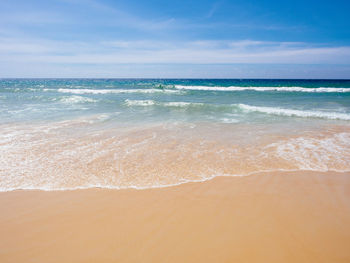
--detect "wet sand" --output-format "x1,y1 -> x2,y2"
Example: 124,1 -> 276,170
1,171 -> 350,263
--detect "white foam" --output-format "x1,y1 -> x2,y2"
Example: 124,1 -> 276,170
219,118 -> 240,123
0,173 -> 231,192
59,95 -> 97,104
266,133 -> 350,172
45,88 -> 181,94
174,85 -> 350,93
125,99 -> 155,106
125,100 -> 206,108
237,104 -> 350,120
124,100 -> 350,120
163,102 -> 204,107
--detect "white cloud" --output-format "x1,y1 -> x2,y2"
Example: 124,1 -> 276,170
1,38 -> 350,65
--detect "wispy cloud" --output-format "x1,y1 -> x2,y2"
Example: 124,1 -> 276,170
1,37 -> 350,65
0,0 -> 349,77
206,1 -> 222,18
80,0 -> 176,31
0,0 -> 177,35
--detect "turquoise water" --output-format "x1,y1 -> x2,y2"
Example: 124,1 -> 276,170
1,79 -> 350,125
1,79 -> 350,191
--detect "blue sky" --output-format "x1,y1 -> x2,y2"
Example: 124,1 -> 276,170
1,0 -> 350,78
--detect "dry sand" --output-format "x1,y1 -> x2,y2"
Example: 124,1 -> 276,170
1,171 -> 350,263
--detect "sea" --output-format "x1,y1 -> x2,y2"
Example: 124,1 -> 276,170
1,79 -> 349,191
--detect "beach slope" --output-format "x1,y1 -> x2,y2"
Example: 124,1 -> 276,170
1,171 -> 350,263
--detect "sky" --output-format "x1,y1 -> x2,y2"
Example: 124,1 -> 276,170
0,0 -> 350,78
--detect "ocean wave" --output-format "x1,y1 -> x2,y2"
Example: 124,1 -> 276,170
163,101 -> 205,107
59,95 -> 97,104
124,100 -> 207,108
124,99 -> 350,120
125,99 -> 156,106
45,88 -> 182,94
237,104 -> 350,120
173,85 -> 350,93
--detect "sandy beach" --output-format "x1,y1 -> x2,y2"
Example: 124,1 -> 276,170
1,171 -> 350,263
2,0 -> 350,261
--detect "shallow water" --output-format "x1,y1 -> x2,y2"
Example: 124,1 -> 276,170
1,79 -> 349,191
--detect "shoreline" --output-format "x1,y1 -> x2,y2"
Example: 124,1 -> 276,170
1,171 -> 350,262
1,169 -> 350,193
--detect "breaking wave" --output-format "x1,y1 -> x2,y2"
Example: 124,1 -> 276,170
124,100 -> 350,121
238,104 -> 350,120
49,88 -> 182,94
125,99 -> 156,106
59,95 -> 97,104
173,85 -> 350,93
